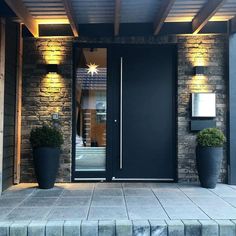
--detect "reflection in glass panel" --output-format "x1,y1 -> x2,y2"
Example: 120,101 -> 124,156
75,48 -> 107,171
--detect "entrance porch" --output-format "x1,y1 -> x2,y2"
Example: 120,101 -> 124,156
1,183 -> 236,220
1,183 -> 236,235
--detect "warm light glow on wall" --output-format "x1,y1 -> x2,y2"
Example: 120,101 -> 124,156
42,45 -> 66,65
194,58 -> 206,67
41,73 -> 64,116
42,73 -> 63,90
190,75 -> 210,93
183,38 -> 212,93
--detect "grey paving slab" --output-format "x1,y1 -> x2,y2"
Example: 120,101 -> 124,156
63,183 -> 95,190
116,220 -> 133,236
0,198 -> 25,208
91,196 -> 125,207
4,207 -> 51,220
56,197 -> 90,207
166,220 -> 184,236
88,207 -> 128,220
154,183 -> 179,189
210,185 -> 236,197
182,220 -> 201,236
127,206 -> 169,220
215,220 -> 235,236
28,221 -> 47,236
164,206 -> 209,220
95,183 -> 122,189
222,197 -> 236,207
199,220 -> 219,236
0,208 -> 13,219
1,188 -> 35,197
179,187 -> 216,197
201,207 -> 236,219
0,221 -> 12,236
63,220 -> 81,236
99,220 -> 115,236
125,196 -> 161,207
81,220 -> 98,236
158,198 -> 194,207
32,189 -> 63,197
124,188 -> 154,197
93,189 -> 123,197
10,221 -> 30,236
62,190 -> 93,197
153,192 -> 187,198
19,197 -> 57,207
122,183 -> 153,188
189,197 -> 231,207
46,221 -> 64,236
149,220 -> 167,236
133,220 -> 150,236
47,207 -> 88,220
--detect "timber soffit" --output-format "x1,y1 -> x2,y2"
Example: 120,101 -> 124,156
3,0 -> 236,37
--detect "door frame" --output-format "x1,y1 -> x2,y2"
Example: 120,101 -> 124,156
71,43 -> 178,182
72,43 -> 113,181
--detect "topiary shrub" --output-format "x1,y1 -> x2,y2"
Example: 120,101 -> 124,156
30,125 -> 64,149
196,128 -> 226,147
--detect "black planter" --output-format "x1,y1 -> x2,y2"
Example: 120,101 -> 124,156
33,147 -> 60,189
196,146 -> 223,189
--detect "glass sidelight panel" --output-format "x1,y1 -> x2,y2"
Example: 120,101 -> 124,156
75,48 -> 107,171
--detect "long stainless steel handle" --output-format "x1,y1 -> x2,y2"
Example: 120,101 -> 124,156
120,57 -> 123,169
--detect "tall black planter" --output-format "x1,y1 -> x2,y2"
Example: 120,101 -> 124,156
196,146 -> 223,189
33,147 -> 60,189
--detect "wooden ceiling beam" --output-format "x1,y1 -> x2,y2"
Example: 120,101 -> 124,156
153,0 -> 175,35
4,0 -> 38,37
192,0 -> 227,34
62,0 -> 79,37
114,0 -> 121,36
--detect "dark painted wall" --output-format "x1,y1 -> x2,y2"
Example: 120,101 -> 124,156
3,19 -> 18,190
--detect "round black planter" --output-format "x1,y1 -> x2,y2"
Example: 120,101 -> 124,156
33,147 -> 60,189
196,146 -> 223,189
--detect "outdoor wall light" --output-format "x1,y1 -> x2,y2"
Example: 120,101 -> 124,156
194,66 -> 206,76
46,64 -> 59,74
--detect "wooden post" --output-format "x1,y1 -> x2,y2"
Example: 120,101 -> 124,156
14,23 -> 23,184
0,18 -> 6,194
228,33 -> 236,184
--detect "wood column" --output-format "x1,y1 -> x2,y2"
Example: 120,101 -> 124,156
14,23 -> 23,184
0,18 -> 6,194
228,33 -> 236,184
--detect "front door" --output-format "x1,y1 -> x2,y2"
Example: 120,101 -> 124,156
111,46 -> 176,180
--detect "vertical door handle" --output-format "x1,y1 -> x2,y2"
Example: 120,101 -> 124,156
120,57 -> 123,169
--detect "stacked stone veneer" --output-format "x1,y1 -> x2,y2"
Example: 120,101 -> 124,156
21,38 -> 73,182
21,35 -> 227,183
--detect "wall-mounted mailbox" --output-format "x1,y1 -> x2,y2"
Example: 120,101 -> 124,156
191,93 -> 216,118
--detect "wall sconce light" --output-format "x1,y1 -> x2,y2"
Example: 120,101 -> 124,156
194,66 -> 206,76
46,64 -> 58,74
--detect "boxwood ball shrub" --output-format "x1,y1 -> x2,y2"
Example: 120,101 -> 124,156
197,128 -> 226,147
30,125 -> 64,149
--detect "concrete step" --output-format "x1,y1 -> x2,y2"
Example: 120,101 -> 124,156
0,219 -> 235,236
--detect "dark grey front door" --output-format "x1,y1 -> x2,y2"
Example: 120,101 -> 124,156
111,46 -> 176,180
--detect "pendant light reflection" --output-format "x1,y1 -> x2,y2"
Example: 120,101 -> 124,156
87,62 -> 99,76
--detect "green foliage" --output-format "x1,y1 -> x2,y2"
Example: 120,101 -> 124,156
197,128 -> 226,147
30,125 -> 63,149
